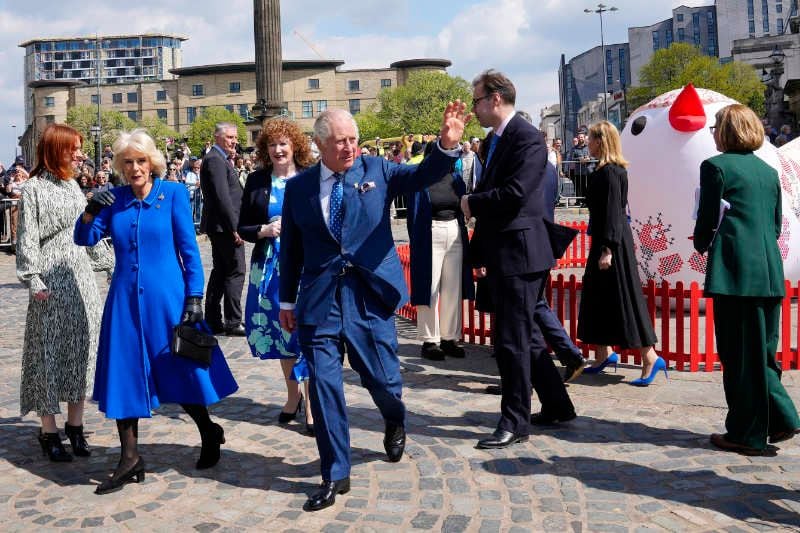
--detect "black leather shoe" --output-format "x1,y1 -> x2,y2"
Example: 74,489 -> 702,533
95,457 -> 146,495
530,411 -> 577,426
440,339 -> 465,358
304,478 -> 351,512
37,431 -> 73,462
484,384 -> 502,395
224,324 -> 246,336
476,429 -> 529,449
562,356 -> 587,384
208,323 -> 225,335
384,422 -> 406,462
64,423 -> 91,457
421,342 -> 445,361
196,423 -> 225,469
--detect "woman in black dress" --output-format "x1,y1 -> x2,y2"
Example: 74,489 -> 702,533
577,121 -> 666,386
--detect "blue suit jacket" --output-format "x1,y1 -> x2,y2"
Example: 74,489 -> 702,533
279,150 -> 456,326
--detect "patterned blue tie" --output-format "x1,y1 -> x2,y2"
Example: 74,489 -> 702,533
485,134 -> 499,167
329,172 -> 344,241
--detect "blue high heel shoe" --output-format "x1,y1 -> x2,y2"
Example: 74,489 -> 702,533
629,356 -> 668,387
582,352 -> 619,374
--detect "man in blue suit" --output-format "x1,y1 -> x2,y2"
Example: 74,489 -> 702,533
462,70 -> 576,449
279,105 -> 468,511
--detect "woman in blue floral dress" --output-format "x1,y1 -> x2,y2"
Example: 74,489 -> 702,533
239,119 -> 315,433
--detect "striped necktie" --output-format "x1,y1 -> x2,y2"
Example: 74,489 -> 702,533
329,172 -> 344,241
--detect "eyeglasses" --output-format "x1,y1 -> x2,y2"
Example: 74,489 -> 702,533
472,93 -> 494,107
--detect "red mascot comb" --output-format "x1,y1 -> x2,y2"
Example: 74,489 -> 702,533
669,83 -> 706,132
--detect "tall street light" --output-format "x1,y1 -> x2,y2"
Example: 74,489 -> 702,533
94,34 -> 102,169
585,3 -> 618,120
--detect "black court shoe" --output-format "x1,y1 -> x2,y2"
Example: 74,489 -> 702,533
278,394 -> 303,424
95,457 -> 146,495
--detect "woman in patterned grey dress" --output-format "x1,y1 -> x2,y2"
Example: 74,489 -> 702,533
16,124 -> 110,461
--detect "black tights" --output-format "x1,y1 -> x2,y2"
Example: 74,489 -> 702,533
112,404 -> 212,474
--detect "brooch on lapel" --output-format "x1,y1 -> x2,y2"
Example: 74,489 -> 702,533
157,193 -> 165,201
358,181 -> 376,193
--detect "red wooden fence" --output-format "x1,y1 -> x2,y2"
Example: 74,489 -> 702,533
396,221 -> 800,372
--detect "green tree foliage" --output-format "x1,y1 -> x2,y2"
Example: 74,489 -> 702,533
184,107 -> 248,155
138,116 -> 181,155
66,105 -> 136,160
628,43 -> 765,116
360,71 -> 484,141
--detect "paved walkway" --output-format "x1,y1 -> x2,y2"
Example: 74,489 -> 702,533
0,239 -> 799,532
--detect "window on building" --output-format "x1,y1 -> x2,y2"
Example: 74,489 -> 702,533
606,48 -> 613,85
666,27 -> 674,47
349,99 -> 361,115
749,19 -> 756,34
127,111 -> 138,121
693,13 -> 701,44
91,94 -> 101,105
618,48 -> 626,85
127,92 -> 137,103
380,79 -> 392,88
157,109 -> 167,121
187,107 -> 197,123
44,96 -> 55,107
308,78 -> 320,90
301,101 -> 313,118
238,104 -> 249,119
778,17 -> 785,33
156,90 -> 167,101
747,0 -> 755,17
348,80 -> 360,92
225,104 -> 234,113
229,81 -> 240,93
112,93 -> 122,104
45,115 -> 55,124
676,13 -> 684,22
777,3 -> 783,13
763,0 -> 771,32
192,84 -> 204,96
316,100 -> 328,113
652,30 -> 660,50
678,27 -> 685,41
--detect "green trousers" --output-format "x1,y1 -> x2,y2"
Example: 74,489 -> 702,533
713,295 -> 800,450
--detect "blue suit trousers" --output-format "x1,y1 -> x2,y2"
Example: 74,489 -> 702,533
298,272 -> 406,481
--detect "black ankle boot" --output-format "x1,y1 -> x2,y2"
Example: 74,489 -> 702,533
64,423 -> 91,457
196,423 -> 225,469
37,431 -> 73,462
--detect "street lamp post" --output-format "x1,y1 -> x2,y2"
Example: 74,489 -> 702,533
94,34 -> 102,169
11,124 -> 17,159
585,3 -> 618,121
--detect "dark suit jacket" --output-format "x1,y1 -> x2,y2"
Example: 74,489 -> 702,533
279,150 -> 455,326
693,151 -> 784,297
237,168 -> 273,264
200,146 -> 242,234
467,113 -> 555,276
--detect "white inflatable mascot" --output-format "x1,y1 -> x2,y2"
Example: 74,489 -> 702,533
621,83 -> 800,285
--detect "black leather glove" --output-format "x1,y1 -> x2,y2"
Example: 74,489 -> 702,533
85,190 -> 116,216
181,296 -> 203,324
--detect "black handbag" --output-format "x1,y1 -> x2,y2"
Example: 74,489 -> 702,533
171,324 -> 218,365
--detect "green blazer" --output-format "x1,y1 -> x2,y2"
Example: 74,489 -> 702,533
693,151 -> 784,297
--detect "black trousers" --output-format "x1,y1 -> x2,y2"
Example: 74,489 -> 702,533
205,232 -> 246,328
489,270 -> 575,435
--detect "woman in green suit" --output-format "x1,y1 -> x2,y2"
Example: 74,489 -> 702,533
694,104 -> 800,456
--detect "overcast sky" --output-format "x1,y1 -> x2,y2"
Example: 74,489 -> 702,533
0,0 -> 713,165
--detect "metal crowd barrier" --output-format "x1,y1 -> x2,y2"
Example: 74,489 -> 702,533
0,198 -> 19,249
557,158 -> 597,207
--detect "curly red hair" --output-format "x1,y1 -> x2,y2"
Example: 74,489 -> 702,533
255,118 -> 314,171
30,124 -> 83,180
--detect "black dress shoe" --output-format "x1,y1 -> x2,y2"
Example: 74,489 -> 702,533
484,384 -> 502,395
95,457 -> 146,495
384,422 -> 405,462
562,356 -> 587,384
476,429 -> 529,449
440,339 -> 465,358
208,323 -> 225,335
421,342 -> 445,361
530,411 -> 577,426
304,478 -> 351,512
224,324 -> 246,336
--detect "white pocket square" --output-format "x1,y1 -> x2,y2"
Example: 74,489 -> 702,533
358,181 -> 377,193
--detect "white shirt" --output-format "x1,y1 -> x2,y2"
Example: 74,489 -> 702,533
493,108 -> 516,138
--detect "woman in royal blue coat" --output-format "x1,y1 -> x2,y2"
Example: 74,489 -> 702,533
74,130 -> 237,495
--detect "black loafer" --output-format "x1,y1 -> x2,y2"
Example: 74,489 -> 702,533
304,478 -> 351,512
421,342 -> 445,361
476,429 -> 529,449
530,411 -> 577,426
561,355 -> 587,383
384,422 -> 406,462
224,324 -> 246,337
440,339 -> 465,358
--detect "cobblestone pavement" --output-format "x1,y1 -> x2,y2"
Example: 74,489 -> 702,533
1,237 -> 799,532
